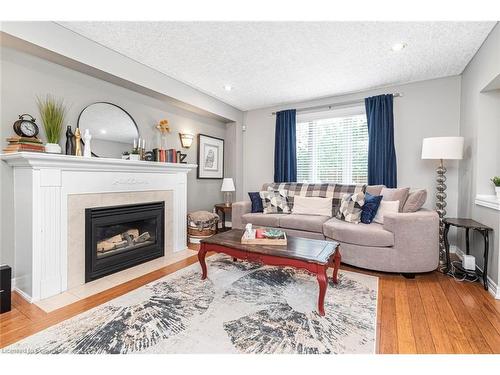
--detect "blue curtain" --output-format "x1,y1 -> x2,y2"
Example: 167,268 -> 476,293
365,94 -> 397,188
274,109 -> 297,183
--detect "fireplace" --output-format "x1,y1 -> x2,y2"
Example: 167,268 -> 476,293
85,201 -> 165,282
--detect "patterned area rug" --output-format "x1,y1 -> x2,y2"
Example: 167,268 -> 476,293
3,254 -> 378,354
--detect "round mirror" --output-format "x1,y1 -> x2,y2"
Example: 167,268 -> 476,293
77,102 -> 139,158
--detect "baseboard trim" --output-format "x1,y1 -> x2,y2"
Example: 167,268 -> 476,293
11,278 -> 34,303
451,245 -> 499,299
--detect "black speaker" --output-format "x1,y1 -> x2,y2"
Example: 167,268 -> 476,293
0,265 -> 12,313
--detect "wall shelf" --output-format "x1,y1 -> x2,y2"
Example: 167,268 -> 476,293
475,194 -> 500,211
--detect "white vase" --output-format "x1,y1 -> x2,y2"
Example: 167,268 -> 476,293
45,143 -> 61,154
496,186 -> 500,200
129,154 -> 140,161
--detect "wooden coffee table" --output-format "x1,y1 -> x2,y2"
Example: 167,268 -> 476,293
199,229 -> 341,316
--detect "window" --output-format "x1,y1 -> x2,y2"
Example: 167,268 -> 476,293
296,106 -> 368,184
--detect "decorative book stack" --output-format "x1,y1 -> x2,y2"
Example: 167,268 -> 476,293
3,136 -> 45,153
153,148 -> 185,163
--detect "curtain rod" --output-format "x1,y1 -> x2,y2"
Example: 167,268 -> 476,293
271,92 -> 403,116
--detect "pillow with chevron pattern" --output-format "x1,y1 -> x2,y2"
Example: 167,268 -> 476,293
259,189 -> 290,214
336,192 -> 365,224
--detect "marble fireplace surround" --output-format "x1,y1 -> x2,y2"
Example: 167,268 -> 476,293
67,190 -> 174,290
1,152 -> 197,306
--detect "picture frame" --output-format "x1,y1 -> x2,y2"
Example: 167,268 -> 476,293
197,134 -> 224,179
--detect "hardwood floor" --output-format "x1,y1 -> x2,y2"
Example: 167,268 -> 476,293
1,246 -> 499,354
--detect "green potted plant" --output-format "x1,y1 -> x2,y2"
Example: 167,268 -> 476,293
491,176 -> 500,199
130,147 -> 140,161
37,95 -> 66,154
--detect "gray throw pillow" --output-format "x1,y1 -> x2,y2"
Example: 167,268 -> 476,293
403,189 -> 427,212
259,189 -> 290,214
336,192 -> 365,224
366,185 -> 385,196
381,187 -> 410,212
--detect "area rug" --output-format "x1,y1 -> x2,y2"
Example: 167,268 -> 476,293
3,254 -> 378,354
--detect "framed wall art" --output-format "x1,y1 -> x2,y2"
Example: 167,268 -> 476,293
197,134 -> 224,179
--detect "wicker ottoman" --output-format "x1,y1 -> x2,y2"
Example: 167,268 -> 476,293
187,211 -> 219,244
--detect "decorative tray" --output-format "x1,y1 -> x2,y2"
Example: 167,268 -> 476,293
241,226 -> 287,245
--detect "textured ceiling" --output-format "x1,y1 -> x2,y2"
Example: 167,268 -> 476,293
58,22 -> 496,111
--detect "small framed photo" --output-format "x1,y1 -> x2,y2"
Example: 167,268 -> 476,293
197,134 -> 224,179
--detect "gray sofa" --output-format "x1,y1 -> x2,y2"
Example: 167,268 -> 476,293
232,183 -> 439,274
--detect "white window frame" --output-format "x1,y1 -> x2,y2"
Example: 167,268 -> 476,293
296,105 -> 368,184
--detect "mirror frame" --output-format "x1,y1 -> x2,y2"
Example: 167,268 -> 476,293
77,102 -> 140,158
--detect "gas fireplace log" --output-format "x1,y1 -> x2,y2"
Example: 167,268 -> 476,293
133,232 -> 151,244
97,239 -> 128,253
96,229 -> 152,253
97,228 -> 142,253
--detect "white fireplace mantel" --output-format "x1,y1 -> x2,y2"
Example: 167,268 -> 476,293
1,152 -> 197,302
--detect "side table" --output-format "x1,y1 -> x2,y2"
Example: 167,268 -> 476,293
214,203 -> 232,232
443,218 -> 493,290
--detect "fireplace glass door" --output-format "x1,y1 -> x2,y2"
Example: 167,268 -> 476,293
85,201 -> 165,282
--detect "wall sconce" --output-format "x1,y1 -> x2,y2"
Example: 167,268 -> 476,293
179,133 -> 194,148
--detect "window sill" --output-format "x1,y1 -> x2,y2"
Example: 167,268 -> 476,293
475,195 -> 500,211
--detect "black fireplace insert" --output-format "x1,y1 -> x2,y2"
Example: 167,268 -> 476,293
85,201 -> 165,282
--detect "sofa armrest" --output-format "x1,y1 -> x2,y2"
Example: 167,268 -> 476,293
383,209 -> 439,264
232,201 -> 252,229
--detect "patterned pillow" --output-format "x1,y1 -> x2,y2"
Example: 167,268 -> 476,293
336,192 -> 365,224
259,189 -> 290,214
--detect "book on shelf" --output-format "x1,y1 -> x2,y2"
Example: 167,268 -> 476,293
6,136 -> 43,144
3,144 -> 45,153
151,148 -> 181,163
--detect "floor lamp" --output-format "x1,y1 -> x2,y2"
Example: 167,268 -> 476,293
421,137 -> 464,262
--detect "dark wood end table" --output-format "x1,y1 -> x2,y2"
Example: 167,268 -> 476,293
199,229 -> 341,316
214,203 -> 232,232
443,218 -> 493,290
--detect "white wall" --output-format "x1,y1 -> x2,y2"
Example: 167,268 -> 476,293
459,23 -> 500,290
243,76 -> 462,215
0,46 -> 231,268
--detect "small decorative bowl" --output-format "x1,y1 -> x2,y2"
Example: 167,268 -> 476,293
264,229 -> 284,239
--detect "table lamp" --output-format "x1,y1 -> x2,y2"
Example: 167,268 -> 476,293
221,178 -> 235,206
421,136 -> 464,259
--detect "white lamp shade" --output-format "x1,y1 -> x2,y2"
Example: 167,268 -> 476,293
221,178 -> 235,192
421,137 -> 464,160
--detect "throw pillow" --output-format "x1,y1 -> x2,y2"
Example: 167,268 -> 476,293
336,192 -> 365,224
403,189 -> 427,212
259,189 -> 290,214
365,185 -> 385,196
361,192 -> 383,224
373,200 -> 399,224
292,196 -> 333,217
248,192 -> 264,213
380,187 -> 410,212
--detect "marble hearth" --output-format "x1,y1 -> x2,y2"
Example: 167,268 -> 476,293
1,152 -> 197,306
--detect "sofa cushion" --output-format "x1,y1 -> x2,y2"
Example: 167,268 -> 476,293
292,196 -> 333,217
241,213 -> 282,227
366,185 -> 385,196
336,192 -> 365,224
259,189 -> 290,214
248,192 -> 264,213
323,217 -> 394,247
381,187 -> 410,211
403,189 -> 427,212
361,192 -> 383,224
279,214 -> 330,233
374,200 -> 400,224
263,182 -> 365,214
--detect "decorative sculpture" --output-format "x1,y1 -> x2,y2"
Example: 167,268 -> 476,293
65,125 -> 75,155
83,129 -> 92,158
74,127 -> 82,156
